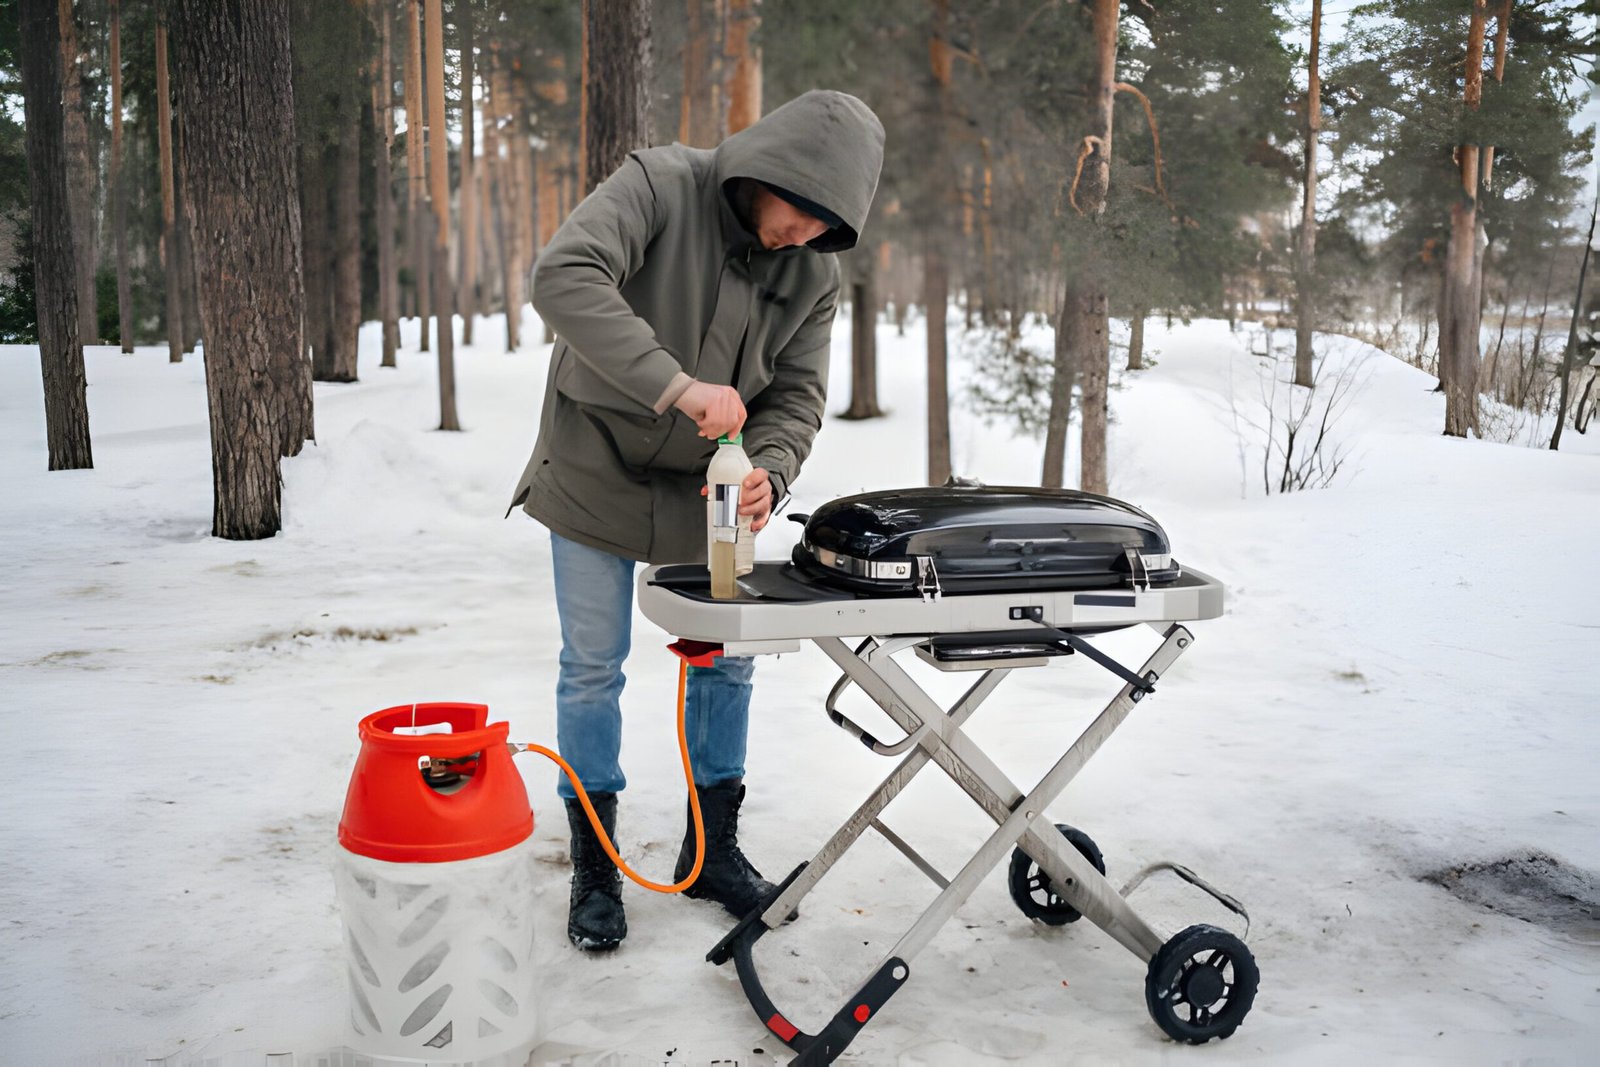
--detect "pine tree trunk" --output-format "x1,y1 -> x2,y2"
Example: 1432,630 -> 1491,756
459,4 -> 477,346
486,53 -> 520,351
174,119 -> 203,352
582,0 -> 652,194
1074,0 -> 1117,496
514,97 -> 537,280
404,0 -> 430,350
1041,282 -> 1073,488
1128,304 -> 1146,370
1293,0 -> 1321,387
679,0 -> 723,146
20,0 -> 92,470
1075,283 -> 1111,493
169,0 -> 309,538
725,0 -> 760,134
479,121 -> 501,313
374,0 -> 398,367
425,0 -> 459,429
925,0 -> 955,485
1440,1 -> 1489,438
925,248 -> 951,486
111,0 -> 132,353
843,252 -> 883,420
537,142 -> 559,248
329,94 -> 362,382
300,139 -> 333,376
1551,187 -> 1597,450
58,0 -> 97,342
156,22 -> 183,361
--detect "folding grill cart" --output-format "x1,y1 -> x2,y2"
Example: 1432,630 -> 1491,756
638,550 -> 1259,1063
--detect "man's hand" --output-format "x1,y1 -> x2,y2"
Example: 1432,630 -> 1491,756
674,380 -> 747,439
700,467 -> 776,532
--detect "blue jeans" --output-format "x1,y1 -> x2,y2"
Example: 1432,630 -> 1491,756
549,531 -> 755,800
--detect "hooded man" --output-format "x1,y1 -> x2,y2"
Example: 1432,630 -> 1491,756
509,90 -> 885,951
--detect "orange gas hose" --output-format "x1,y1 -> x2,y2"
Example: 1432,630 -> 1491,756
512,658 -> 704,894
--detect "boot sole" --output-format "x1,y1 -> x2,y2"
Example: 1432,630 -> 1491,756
569,929 -> 624,952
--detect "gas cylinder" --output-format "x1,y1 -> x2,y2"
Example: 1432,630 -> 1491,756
335,702 -> 539,1062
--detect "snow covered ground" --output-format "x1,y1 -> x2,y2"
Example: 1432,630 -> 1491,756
2,307 -> 1597,1066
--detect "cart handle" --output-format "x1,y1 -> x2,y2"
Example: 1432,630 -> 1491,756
823,638 -> 925,756
708,863 -> 909,1064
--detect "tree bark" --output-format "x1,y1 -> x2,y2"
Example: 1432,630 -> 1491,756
679,0 -> 723,147
1440,0 -> 1489,437
170,0 -> 309,538
843,251 -> 883,420
20,0 -> 92,470
374,0 -> 398,367
514,96 -> 537,280
725,0 -> 760,134
925,248 -> 951,485
1074,281 -> 1111,492
1075,0 -> 1118,495
1041,282 -> 1073,488
174,119 -> 203,352
58,0 -> 97,342
537,141 -> 559,248
582,0 -> 652,195
487,49 -> 520,351
459,3 -> 477,345
1293,0 -> 1321,387
1483,1 -> 1512,190
925,0 -> 955,485
404,0 -> 430,350
156,22 -> 183,361
424,0 -> 459,429
328,91 -> 362,382
1128,304 -> 1146,370
111,0 -> 132,352
1551,186 -> 1597,450
299,139 -> 333,375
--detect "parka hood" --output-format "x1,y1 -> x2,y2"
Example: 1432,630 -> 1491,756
714,90 -> 885,253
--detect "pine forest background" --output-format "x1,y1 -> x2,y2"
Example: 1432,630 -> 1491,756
4,0 -> 1599,539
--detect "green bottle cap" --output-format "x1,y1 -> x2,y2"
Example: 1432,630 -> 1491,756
718,433 -> 743,445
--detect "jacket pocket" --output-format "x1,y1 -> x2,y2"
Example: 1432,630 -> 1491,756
647,412 -> 717,474
576,404 -> 672,472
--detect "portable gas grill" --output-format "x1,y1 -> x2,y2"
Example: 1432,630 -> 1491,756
638,487 -> 1258,1063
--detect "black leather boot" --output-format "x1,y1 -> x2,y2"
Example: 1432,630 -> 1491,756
674,778 -> 790,920
565,793 -> 626,951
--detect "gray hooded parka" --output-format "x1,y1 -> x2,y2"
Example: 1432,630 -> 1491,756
509,90 -> 885,563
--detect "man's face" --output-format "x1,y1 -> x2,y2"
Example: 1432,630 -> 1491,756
751,184 -> 831,250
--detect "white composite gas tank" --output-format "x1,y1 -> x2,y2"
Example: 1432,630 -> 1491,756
335,702 -> 540,1063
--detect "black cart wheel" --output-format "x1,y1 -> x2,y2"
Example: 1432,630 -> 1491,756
1007,824 -> 1105,926
1144,924 -> 1258,1044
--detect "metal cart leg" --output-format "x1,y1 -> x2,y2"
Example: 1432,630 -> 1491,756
710,625 -> 1198,1062
817,624 -> 1196,959
754,665 -> 1011,928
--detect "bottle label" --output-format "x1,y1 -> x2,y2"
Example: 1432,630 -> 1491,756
712,483 -> 742,528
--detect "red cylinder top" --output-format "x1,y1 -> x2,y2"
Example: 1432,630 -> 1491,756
338,702 -> 534,863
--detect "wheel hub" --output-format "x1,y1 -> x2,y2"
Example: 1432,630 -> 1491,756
1181,959 -> 1225,1007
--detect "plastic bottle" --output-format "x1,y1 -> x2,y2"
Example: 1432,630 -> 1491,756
706,433 -> 755,599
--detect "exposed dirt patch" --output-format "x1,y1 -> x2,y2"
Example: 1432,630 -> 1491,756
242,625 -> 420,653
1422,851 -> 1600,943
17,648 -> 122,670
